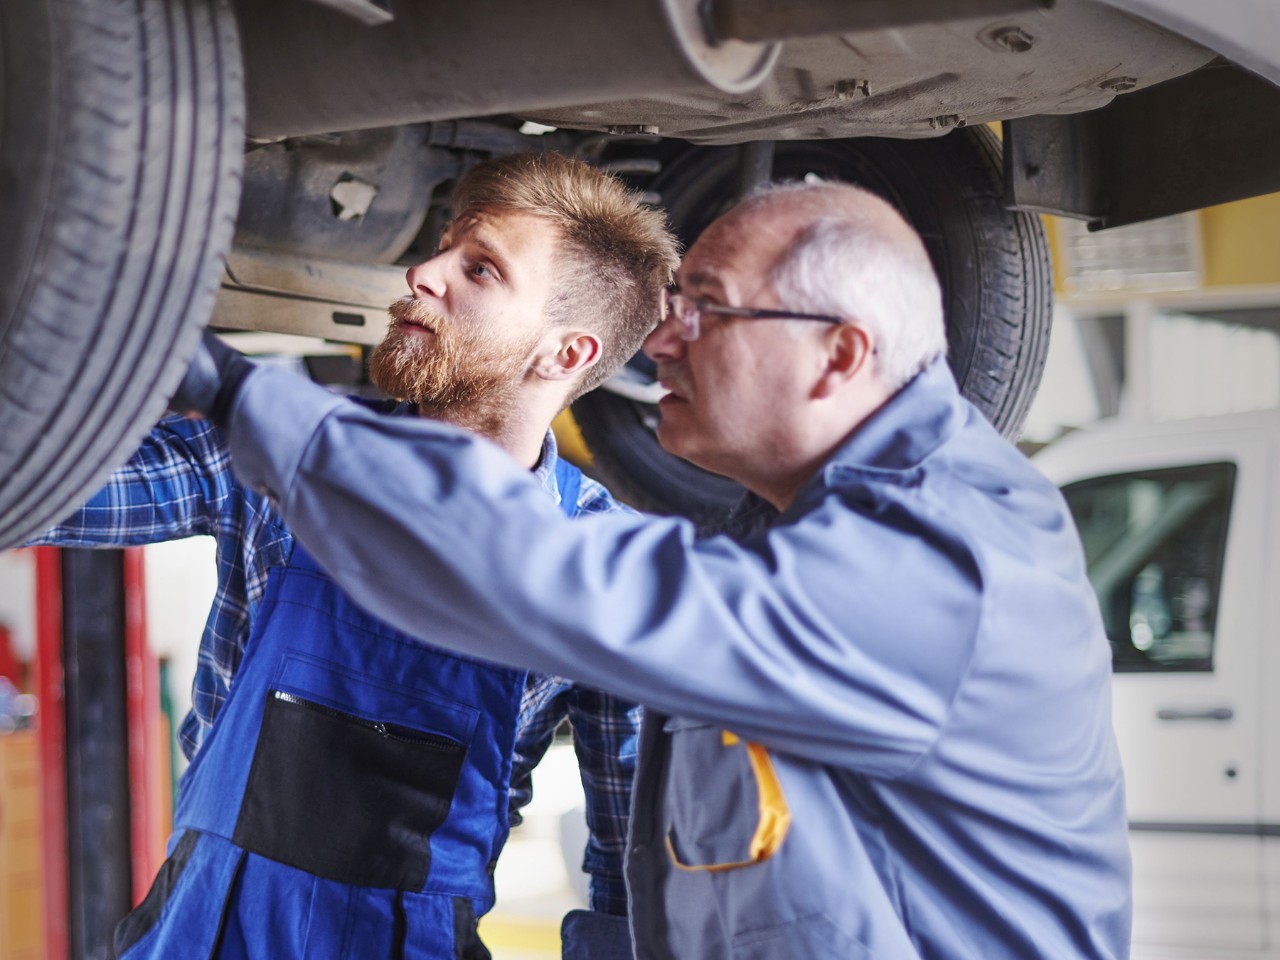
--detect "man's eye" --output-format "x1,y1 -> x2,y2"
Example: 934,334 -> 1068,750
470,261 -> 494,280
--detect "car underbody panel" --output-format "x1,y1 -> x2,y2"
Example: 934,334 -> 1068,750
524,1 -> 1215,143
241,0 -> 1214,144
230,0 -> 1280,229
1097,0 -> 1280,87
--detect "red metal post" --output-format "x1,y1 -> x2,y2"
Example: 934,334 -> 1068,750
32,546 -> 68,960
122,547 -> 163,905
0,623 -> 18,685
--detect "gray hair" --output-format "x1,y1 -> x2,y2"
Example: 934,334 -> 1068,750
763,184 -> 947,390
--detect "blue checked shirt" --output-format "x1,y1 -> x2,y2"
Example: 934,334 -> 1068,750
31,409 -> 640,914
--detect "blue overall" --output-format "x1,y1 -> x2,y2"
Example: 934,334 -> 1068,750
112,462 -> 583,959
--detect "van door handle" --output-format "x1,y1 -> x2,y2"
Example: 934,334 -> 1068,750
1156,707 -> 1234,721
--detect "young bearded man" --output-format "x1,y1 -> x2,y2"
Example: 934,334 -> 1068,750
180,180 -> 1132,959
31,152 -> 679,960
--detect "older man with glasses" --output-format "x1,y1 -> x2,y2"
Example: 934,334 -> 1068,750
172,178 -> 1132,959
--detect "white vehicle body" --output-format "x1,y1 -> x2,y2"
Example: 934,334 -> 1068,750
1035,410 -> 1280,958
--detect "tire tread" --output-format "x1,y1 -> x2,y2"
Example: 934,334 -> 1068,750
0,0 -> 244,546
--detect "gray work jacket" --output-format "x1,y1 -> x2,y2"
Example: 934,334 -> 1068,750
226,359 -> 1132,959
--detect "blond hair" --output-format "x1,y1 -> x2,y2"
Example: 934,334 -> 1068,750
452,153 -> 680,400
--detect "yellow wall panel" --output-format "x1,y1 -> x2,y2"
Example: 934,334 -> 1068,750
1200,193 -> 1280,288
0,731 -> 45,960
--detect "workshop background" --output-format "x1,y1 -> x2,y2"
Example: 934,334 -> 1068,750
2,190 -> 1280,959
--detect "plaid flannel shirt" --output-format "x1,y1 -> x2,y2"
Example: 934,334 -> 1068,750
31,409 -> 640,914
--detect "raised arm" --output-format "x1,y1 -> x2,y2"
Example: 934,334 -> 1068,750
28,415 -> 239,547
222,366 -> 976,773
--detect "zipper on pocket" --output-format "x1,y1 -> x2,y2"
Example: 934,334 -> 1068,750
271,690 -> 464,751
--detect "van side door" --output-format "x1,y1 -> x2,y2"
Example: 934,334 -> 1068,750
1051,427 -> 1267,956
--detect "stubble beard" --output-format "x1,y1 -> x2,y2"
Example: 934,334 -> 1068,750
368,297 -> 536,439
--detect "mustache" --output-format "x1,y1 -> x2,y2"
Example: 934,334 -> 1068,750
387,296 -> 442,330
656,363 -> 692,396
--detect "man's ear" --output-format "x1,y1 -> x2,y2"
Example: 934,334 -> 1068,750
533,331 -> 603,382
813,323 -> 873,399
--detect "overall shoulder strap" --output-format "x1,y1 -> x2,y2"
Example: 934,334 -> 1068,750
283,539 -> 323,574
553,458 -> 582,519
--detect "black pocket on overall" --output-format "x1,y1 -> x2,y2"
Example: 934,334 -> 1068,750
232,690 -> 467,890
112,830 -> 201,957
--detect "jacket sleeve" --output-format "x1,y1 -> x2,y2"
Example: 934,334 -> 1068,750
227,368 -> 979,773
27,416 -> 236,546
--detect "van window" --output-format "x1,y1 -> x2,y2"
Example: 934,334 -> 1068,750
1061,463 -> 1235,672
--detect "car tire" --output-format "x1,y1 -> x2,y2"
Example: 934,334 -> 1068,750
0,0 -> 243,548
572,127 -> 1053,520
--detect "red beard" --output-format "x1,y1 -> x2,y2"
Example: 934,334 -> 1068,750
368,297 -> 538,435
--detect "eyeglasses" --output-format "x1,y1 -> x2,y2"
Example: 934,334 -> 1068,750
661,288 -> 845,342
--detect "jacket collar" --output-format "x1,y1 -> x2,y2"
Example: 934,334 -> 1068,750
716,360 -> 967,534
531,429 -> 567,499
772,358 -> 967,520
823,357 -> 965,478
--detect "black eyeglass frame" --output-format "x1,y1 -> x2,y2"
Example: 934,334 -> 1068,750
662,288 -> 845,342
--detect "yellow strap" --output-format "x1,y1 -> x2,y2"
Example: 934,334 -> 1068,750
666,732 -> 792,873
744,742 -> 791,862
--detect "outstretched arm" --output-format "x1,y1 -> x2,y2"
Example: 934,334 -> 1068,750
202,357 -> 969,773
27,415 -> 239,547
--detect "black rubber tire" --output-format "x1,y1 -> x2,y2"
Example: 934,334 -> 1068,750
0,0 -> 244,548
573,388 -> 747,523
573,127 -> 1053,519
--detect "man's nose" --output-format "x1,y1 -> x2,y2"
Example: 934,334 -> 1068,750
405,255 -> 446,299
643,314 -> 686,362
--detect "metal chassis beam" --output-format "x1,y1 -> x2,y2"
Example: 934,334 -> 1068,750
213,247 -> 404,346
1005,62 -> 1280,229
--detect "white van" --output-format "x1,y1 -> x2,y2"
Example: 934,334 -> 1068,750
1034,409 -> 1280,959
